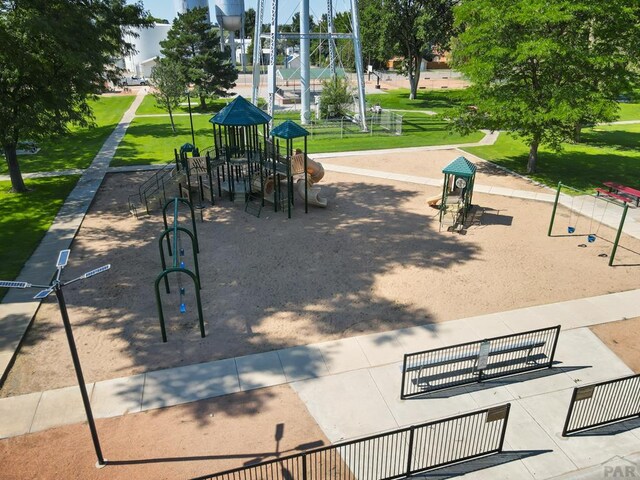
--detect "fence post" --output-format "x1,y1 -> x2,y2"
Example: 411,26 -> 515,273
562,387 -> 579,436
549,325 -> 561,367
498,403 -> 511,452
302,453 -> 307,480
405,426 -> 415,476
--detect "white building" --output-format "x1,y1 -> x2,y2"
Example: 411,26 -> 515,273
123,23 -> 171,78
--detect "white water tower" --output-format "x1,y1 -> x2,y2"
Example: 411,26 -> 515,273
174,0 -> 211,22
215,0 -> 246,68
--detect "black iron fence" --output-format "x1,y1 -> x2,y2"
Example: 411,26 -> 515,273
401,326 -> 560,398
191,405 -> 511,480
563,373 -> 640,436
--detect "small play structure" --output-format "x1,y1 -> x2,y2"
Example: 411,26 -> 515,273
432,156 -> 477,232
270,119 -> 327,217
154,197 -> 206,342
548,182 -> 630,266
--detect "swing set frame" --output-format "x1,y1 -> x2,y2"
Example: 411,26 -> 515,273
548,182 -> 629,267
154,197 -> 206,342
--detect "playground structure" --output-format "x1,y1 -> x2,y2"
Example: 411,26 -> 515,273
433,156 -> 477,232
271,119 -> 328,217
548,182 -> 630,267
155,197 -> 206,342
209,96 -> 327,218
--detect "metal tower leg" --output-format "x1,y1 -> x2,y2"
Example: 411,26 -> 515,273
327,0 -> 337,76
268,0 -> 278,121
251,0 -> 264,105
350,0 -> 367,131
300,0 -> 311,124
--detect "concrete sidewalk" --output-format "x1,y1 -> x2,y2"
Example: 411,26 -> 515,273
0,89 -> 146,382
1,288 -> 639,444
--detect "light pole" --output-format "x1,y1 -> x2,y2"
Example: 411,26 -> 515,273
185,89 -> 196,149
1,250 -> 110,468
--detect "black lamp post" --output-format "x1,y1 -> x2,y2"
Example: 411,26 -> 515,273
186,89 -> 196,148
1,250 -> 110,468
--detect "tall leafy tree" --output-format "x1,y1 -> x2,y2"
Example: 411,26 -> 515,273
0,0 -> 149,193
379,0 -> 458,99
450,0 -> 640,173
151,58 -> 186,133
161,6 -> 237,109
358,0 -> 387,70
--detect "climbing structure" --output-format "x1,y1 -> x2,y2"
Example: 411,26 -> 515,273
439,156 -> 477,232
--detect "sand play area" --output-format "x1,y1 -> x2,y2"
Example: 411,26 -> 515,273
2,147 -> 640,480
2,148 -> 640,398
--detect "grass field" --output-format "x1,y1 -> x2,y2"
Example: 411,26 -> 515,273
0,176 -> 80,298
114,89 -> 484,166
464,123 -> 640,192
1,95 -> 135,174
111,115 -> 215,166
135,95 -> 232,116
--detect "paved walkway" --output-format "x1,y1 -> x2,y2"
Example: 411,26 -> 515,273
1,288 -> 639,480
0,89 -> 147,383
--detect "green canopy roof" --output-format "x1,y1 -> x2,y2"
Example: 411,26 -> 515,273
271,120 -> 309,139
442,156 -> 476,177
209,95 -> 272,126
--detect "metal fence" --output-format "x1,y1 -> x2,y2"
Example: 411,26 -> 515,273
563,373 -> 640,436
191,405 -> 511,480
401,326 -> 560,399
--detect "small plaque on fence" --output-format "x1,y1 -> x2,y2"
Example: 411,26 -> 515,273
575,385 -> 595,401
477,340 -> 491,371
486,405 -> 509,423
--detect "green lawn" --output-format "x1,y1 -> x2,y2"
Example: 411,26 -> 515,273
111,115 -> 215,166
0,176 -> 80,299
1,95 -> 135,174
273,111 -> 483,154
463,124 -> 640,192
616,103 -> 640,121
135,95 -> 232,115
115,89 -> 484,165
367,88 -> 471,112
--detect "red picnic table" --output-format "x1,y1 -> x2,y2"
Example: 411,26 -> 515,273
595,182 -> 640,207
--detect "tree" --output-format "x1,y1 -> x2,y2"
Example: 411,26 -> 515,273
358,0 -> 388,70
0,0 -> 149,193
160,7 -> 237,109
450,0 -> 640,173
319,76 -> 353,118
378,0 -> 458,99
151,58 -> 186,133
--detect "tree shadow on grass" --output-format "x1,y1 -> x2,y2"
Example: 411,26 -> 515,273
580,128 -> 640,151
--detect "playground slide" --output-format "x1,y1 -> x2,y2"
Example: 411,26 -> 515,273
296,179 -> 328,207
427,194 -> 442,208
295,157 -> 328,208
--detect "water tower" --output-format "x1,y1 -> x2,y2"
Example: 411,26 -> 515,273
251,0 -> 367,130
174,0 -> 211,22
215,0 -> 246,68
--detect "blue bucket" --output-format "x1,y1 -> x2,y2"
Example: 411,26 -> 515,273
587,234 -> 596,243
568,226 -> 575,234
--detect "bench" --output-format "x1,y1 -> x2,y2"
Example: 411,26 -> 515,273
595,188 -> 633,205
406,339 -> 546,383
602,182 -> 640,207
